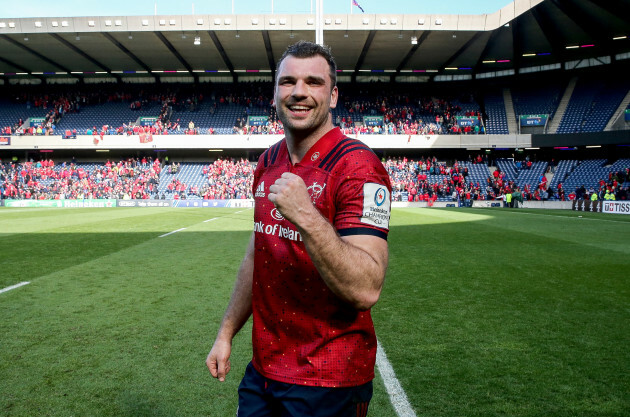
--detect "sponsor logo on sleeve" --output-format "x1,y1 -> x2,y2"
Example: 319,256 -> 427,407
361,183 -> 391,229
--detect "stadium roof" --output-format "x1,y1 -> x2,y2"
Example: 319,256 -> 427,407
0,0 -> 629,83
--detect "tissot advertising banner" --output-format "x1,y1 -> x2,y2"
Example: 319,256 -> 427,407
0,136 -> 10,146
603,201 -> 630,215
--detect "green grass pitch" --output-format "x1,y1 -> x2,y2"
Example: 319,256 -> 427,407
0,207 -> 628,416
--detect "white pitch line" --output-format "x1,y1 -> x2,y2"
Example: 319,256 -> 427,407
159,227 -> 187,238
163,207 -> 253,234
376,339 -> 417,417
476,208 -> 630,224
0,281 -> 30,295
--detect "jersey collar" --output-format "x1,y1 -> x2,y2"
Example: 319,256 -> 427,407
291,127 -> 345,167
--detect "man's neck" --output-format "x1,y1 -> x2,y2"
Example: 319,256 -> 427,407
285,123 -> 335,165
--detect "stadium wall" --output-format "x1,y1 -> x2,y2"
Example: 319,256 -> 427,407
392,201 -> 573,209
4,200 -> 627,214
532,130 -> 630,148
0,199 -> 255,208
0,133 -> 533,150
6,131 -> 629,152
473,200 -> 572,209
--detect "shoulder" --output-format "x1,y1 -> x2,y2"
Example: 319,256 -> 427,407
318,137 -> 383,175
257,139 -> 285,170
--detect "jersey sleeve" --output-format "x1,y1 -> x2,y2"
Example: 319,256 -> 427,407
332,150 -> 392,240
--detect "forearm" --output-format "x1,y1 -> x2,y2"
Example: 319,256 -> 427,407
268,172 -> 389,310
297,211 -> 388,311
215,233 -> 255,342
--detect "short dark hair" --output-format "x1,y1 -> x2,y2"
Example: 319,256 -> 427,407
276,41 -> 337,89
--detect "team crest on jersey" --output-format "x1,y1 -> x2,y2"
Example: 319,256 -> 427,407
307,182 -> 326,203
311,152 -> 320,161
271,207 -> 284,221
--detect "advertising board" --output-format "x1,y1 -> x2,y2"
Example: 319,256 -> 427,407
603,201 -> 630,215
248,116 -> 269,126
139,117 -> 158,126
117,200 -> 172,207
520,114 -> 549,126
363,116 -> 384,127
455,116 -> 479,127
3,199 -> 116,208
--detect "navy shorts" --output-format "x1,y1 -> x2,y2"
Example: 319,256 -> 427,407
237,362 -> 373,417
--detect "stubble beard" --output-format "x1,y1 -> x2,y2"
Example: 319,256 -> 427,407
277,104 -> 330,138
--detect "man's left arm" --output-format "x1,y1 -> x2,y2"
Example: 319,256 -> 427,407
269,172 -> 388,311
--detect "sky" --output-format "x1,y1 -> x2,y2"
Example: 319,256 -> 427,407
0,0 -> 514,18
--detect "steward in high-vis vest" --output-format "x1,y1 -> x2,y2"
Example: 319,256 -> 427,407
604,190 -> 616,200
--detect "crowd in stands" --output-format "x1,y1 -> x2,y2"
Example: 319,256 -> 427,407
386,155 -> 628,203
2,83 -> 490,137
161,158 -> 254,200
0,157 -> 162,200
386,155 -> 496,203
338,92 -> 485,136
232,117 -> 285,136
200,158 -> 254,199
0,157 -> 256,201
2,155 -> 627,202
567,169 -> 629,202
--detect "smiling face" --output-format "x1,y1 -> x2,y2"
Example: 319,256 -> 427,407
274,54 -> 338,141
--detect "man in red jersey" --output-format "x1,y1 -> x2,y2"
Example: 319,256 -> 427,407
206,41 -> 391,417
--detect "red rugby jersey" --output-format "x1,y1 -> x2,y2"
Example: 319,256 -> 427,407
250,127 -> 392,387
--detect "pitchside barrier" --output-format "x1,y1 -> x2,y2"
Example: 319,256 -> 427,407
0,199 -> 254,208
393,201 -> 575,209
1,199 -> 627,214
573,200 -> 602,213
569,199 -> 630,214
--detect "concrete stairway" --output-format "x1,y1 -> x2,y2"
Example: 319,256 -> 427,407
503,88 -> 518,134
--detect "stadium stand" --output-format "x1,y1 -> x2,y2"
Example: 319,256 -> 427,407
512,82 -> 563,123
557,77 -> 630,134
548,159 -> 579,192
2,77 -> 628,138
1,156 -> 628,202
482,90 -> 509,134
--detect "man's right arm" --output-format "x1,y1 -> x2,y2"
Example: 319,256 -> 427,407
206,231 -> 255,382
